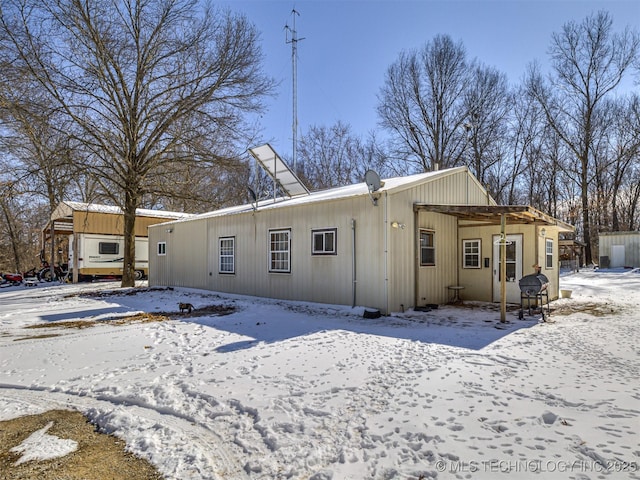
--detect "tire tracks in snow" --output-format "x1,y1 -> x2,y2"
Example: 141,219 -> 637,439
0,385 -> 249,480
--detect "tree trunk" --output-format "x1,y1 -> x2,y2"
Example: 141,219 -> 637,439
580,155 -> 593,265
0,199 -> 22,272
122,189 -> 137,288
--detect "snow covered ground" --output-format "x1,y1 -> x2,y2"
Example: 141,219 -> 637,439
0,269 -> 638,479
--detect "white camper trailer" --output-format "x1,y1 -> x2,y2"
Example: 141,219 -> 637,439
68,234 -> 150,280
43,201 -> 192,283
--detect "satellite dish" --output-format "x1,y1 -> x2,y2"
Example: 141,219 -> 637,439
364,170 -> 384,206
364,170 -> 382,193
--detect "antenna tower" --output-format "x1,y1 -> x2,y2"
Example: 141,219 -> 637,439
285,9 -> 304,171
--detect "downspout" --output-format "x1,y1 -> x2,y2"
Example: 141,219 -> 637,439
414,206 -> 419,309
207,218 -> 211,288
455,216 -> 460,287
500,214 -> 507,323
351,218 -> 357,307
383,191 -> 389,314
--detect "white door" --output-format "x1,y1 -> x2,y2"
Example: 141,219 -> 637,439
493,234 -> 523,303
610,245 -> 625,268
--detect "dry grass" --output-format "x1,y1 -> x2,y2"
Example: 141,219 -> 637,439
24,312 -> 171,331
0,410 -> 164,480
550,301 -> 621,317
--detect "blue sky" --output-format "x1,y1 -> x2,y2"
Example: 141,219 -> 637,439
219,1 -> 640,158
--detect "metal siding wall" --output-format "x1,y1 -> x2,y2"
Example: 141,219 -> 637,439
415,212 -> 458,305
351,196 -> 386,311
175,219 -> 209,289
457,226 -> 494,302
599,233 -> 640,268
198,196 -> 385,309
539,226 -> 560,300
457,224 -> 560,302
148,227 -> 170,287
386,170 -> 491,311
151,218 -> 208,289
397,170 -> 491,206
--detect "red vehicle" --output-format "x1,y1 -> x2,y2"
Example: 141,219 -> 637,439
0,272 -> 23,286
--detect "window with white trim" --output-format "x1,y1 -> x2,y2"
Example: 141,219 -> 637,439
269,229 -> 291,273
157,242 -> 166,256
463,239 -> 481,268
312,228 -> 337,255
219,237 -> 235,274
545,238 -> 554,269
420,230 -> 435,266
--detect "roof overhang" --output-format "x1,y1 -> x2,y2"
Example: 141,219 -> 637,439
413,204 -> 575,233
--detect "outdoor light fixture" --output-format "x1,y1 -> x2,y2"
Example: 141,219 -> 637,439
166,228 -> 173,233
391,221 -> 406,229
540,228 -> 546,237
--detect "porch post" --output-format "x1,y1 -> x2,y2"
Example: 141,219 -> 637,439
500,213 -> 507,323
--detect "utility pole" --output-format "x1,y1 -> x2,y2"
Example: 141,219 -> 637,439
285,9 -> 304,171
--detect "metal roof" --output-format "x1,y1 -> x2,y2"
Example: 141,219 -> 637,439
158,167 -> 473,225
53,201 -> 191,220
413,204 -> 575,232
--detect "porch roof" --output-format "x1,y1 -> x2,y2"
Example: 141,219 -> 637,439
413,204 -> 575,232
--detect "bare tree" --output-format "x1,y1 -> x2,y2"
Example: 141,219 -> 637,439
297,122 -> 390,189
461,63 -> 511,191
0,0 -> 274,286
501,86 -> 546,205
607,95 -> 640,231
526,11 -> 639,265
377,34 -> 472,172
0,179 -> 48,273
0,182 -> 23,272
0,69 -> 83,276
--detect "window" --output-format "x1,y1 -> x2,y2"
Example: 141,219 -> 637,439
420,230 -> 435,266
99,242 -> 119,255
312,228 -> 337,255
545,238 -> 554,269
463,239 -> 481,268
219,237 -> 235,274
157,242 -> 166,256
269,229 -> 291,273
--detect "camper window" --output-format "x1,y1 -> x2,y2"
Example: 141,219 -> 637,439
99,242 -> 119,255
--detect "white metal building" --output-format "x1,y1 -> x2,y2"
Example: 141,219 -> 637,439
598,231 -> 640,268
148,166 -> 573,314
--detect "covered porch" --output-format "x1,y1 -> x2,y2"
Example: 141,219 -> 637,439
413,204 -> 575,321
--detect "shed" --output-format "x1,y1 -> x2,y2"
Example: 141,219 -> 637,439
148,167 -> 574,314
598,231 -> 640,268
43,201 -> 192,281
